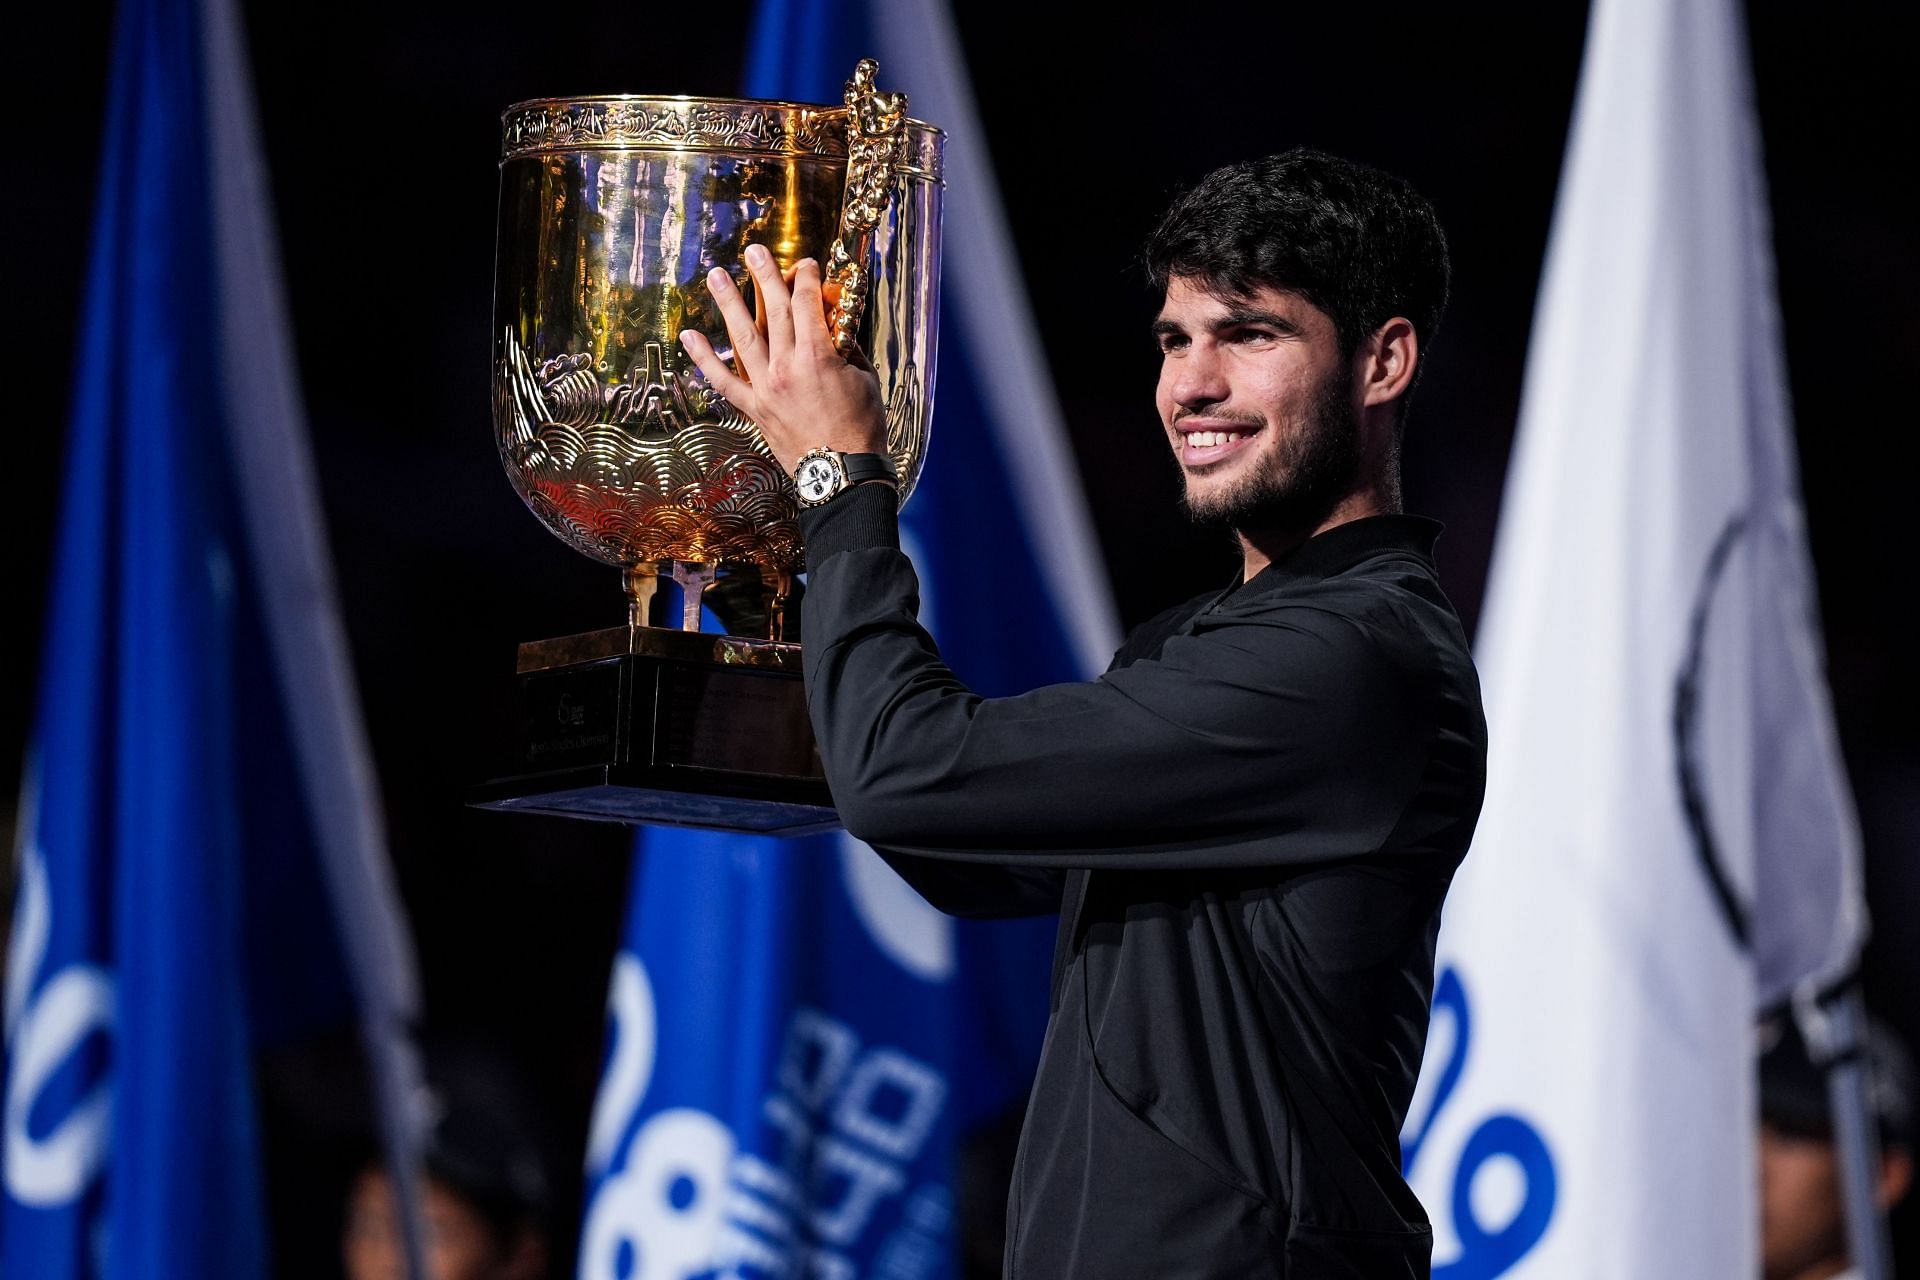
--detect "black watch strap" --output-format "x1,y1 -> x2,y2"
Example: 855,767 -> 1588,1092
841,452 -> 898,487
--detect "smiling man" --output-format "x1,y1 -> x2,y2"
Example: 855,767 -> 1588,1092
681,149 -> 1486,1279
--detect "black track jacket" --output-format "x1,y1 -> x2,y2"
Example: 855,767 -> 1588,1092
799,486 -> 1488,1279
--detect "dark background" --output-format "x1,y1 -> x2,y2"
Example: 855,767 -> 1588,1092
4,0 -> 1915,1272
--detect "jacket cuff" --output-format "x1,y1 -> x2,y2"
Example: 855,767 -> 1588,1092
799,482 -> 900,570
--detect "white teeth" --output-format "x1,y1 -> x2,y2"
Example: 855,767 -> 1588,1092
1189,430 -> 1242,449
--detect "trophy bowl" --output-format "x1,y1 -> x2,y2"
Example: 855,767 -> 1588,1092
492,84 -> 943,601
474,66 -> 943,833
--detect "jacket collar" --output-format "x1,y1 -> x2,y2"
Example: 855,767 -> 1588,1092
1225,514 -> 1443,600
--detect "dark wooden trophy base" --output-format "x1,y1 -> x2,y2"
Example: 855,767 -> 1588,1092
468,624 -> 839,836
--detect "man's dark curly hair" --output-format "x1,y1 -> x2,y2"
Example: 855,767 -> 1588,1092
1144,149 -> 1451,382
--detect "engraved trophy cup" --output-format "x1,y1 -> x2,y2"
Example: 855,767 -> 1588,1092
470,62 -> 941,834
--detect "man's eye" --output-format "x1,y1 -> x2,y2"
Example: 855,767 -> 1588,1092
1230,328 -> 1277,344
1156,335 -> 1187,354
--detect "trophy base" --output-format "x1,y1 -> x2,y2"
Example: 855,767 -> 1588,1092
469,626 -> 840,836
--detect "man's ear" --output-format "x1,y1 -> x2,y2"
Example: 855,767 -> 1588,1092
1358,317 -> 1419,411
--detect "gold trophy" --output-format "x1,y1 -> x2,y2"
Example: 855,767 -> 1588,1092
471,61 -> 941,834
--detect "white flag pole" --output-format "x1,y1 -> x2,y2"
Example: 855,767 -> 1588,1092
1796,983 -> 1893,1280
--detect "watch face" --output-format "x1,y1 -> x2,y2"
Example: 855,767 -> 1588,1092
796,455 -> 841,504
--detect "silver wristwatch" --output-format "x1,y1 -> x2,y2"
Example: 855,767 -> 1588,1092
793,448 -> 898,508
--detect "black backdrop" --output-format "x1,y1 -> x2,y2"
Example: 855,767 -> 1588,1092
5,1 -> 1916,1272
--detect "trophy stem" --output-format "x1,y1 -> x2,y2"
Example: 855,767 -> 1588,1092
669,561 -> 717,631
623,563 -> 661,630
761,569 -> 795,642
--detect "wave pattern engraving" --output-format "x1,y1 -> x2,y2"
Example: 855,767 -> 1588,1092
496,329 -> 803,570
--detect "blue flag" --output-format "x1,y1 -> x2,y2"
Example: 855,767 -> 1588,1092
574,1 -> 1120,1276
1,0 -> 426,1273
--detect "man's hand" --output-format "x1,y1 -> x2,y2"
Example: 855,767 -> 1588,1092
678,244 -> 888,476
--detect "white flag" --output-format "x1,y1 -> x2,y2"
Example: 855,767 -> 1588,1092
1400,0 -> 1867,1273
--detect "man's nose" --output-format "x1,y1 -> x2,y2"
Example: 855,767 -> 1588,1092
1167,344 -> 1228,409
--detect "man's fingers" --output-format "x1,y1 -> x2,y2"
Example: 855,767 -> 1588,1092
790,258 -> 832,356
743,244 -> 792,360
679,329 -> 753,412
704,267 -> 765,381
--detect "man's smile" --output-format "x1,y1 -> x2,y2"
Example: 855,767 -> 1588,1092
1176,417 -> 1264,467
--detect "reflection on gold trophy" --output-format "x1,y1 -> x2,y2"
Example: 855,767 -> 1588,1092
472,61 -> 942,833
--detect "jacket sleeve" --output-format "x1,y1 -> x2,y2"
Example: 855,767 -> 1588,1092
801,484 -> 1066,913
800,489 -> 1431,870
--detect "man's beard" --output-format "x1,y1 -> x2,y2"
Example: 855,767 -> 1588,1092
1179,370 -> 1360,536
